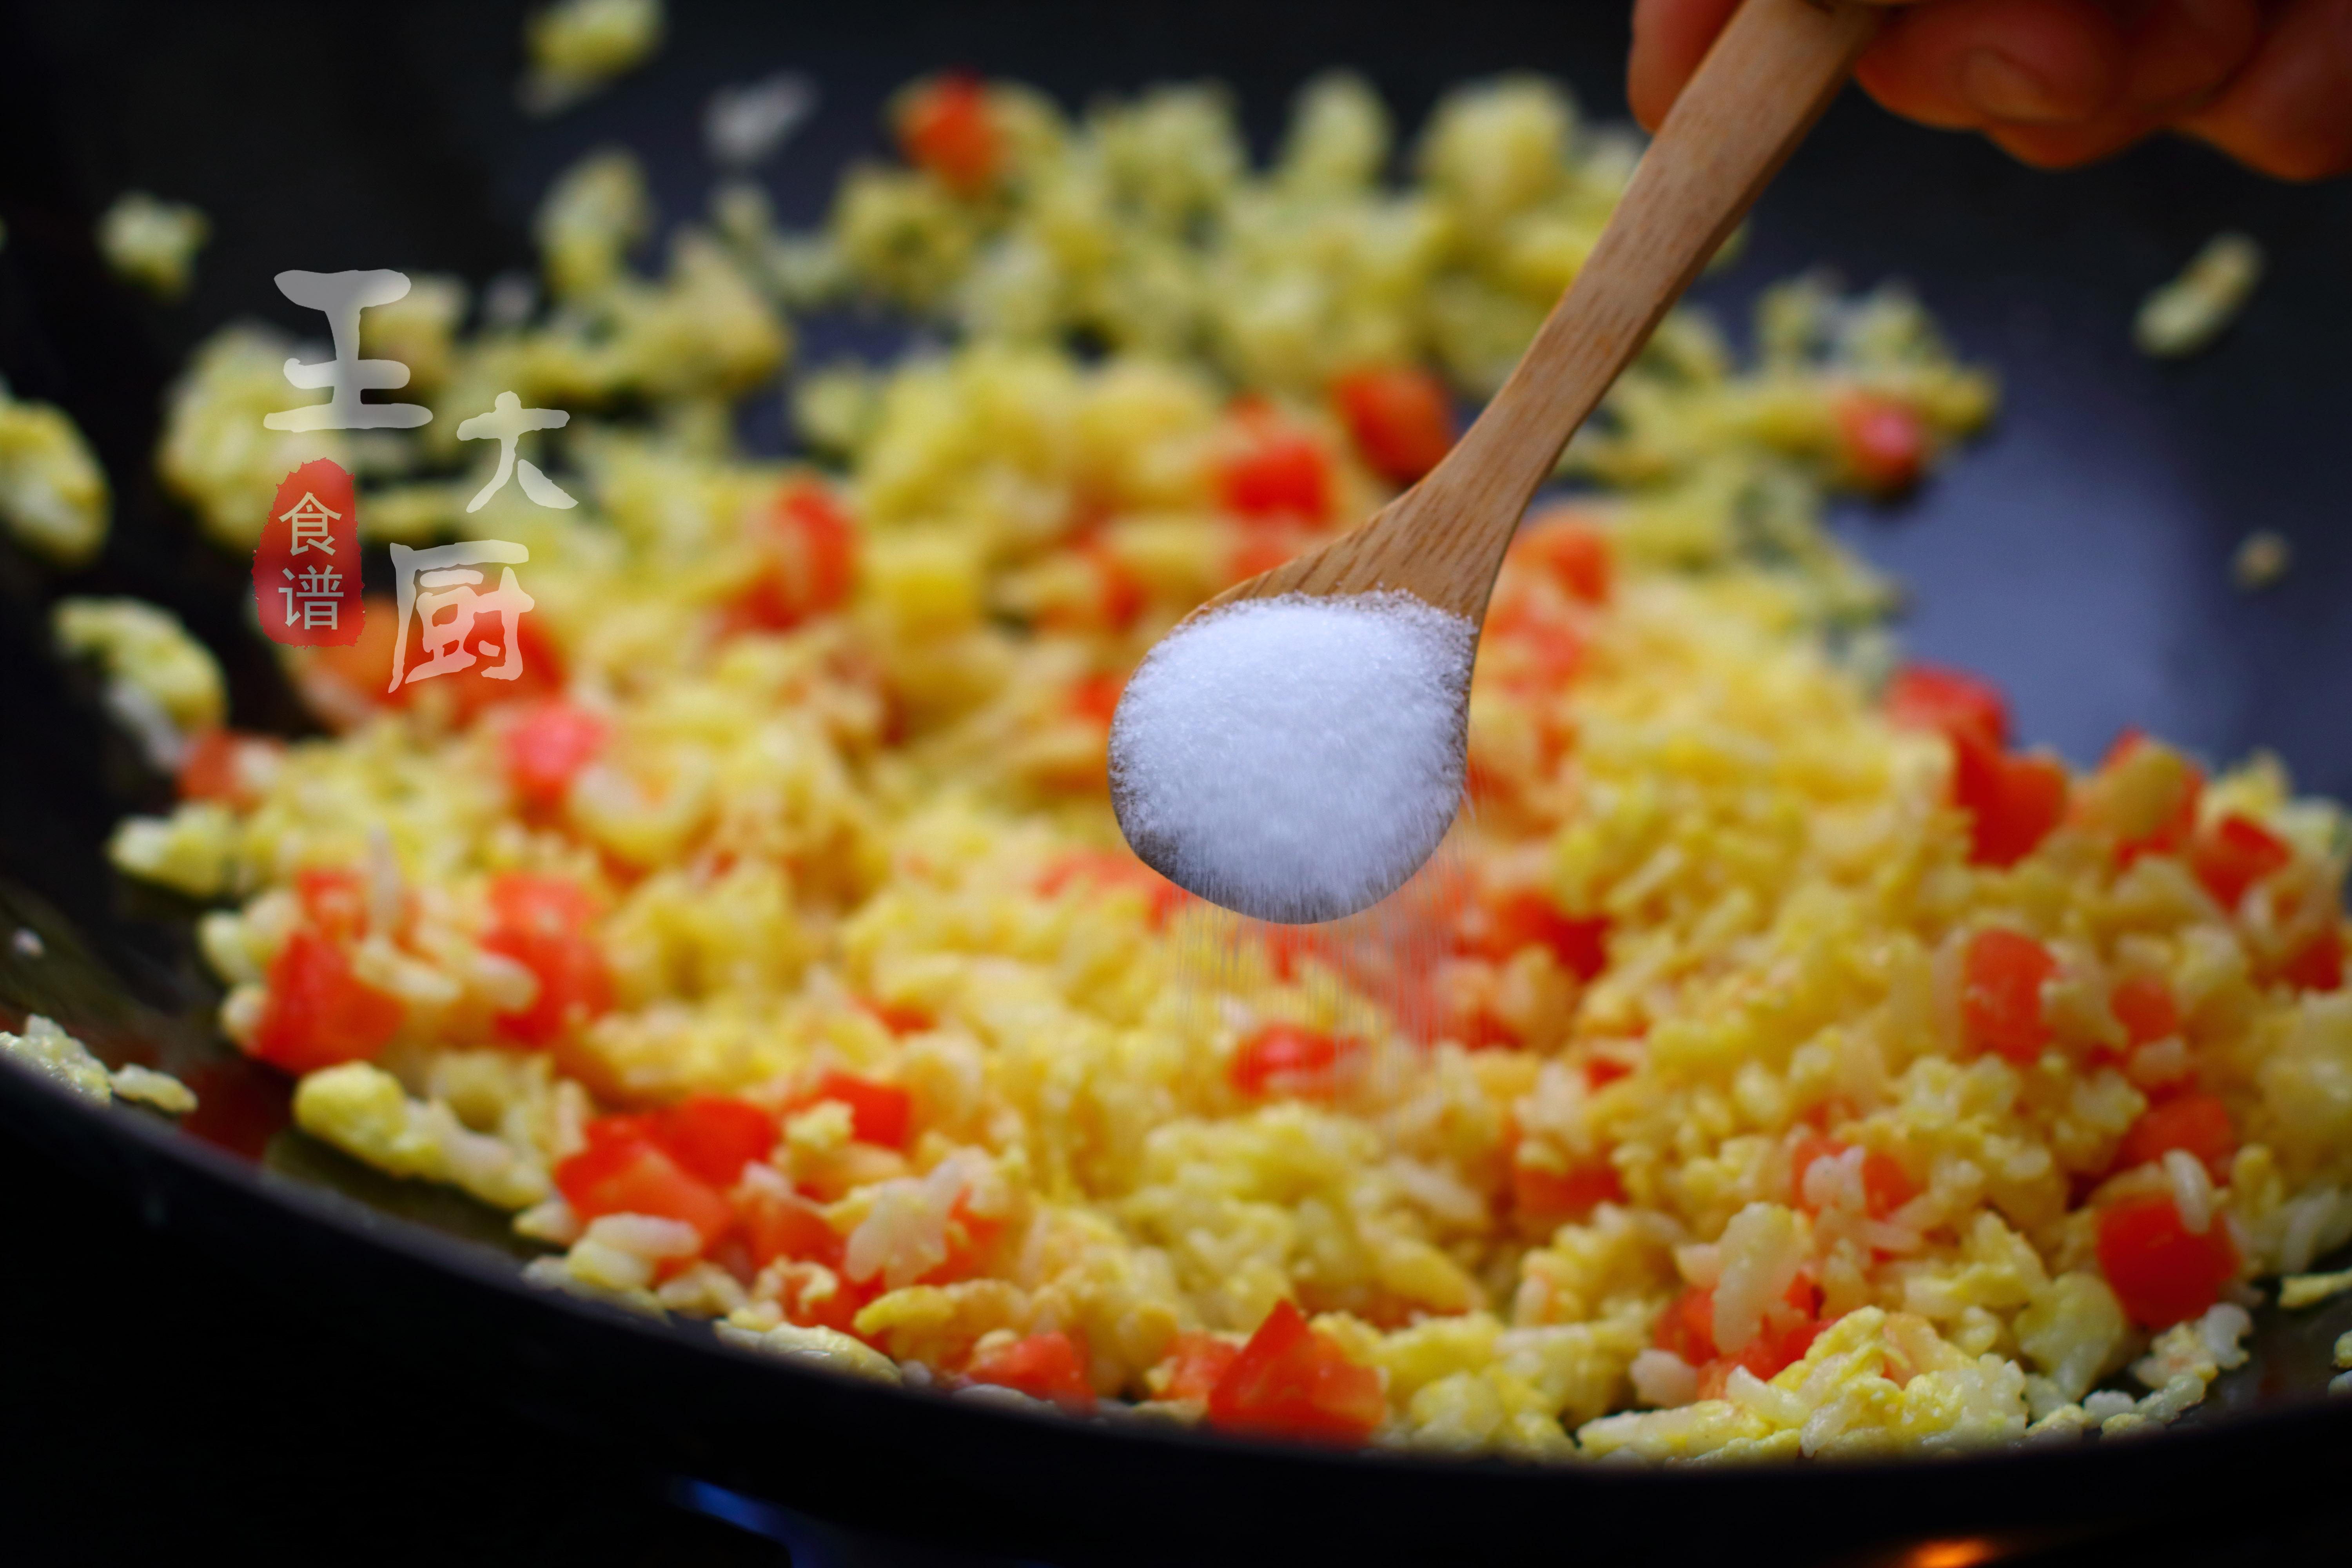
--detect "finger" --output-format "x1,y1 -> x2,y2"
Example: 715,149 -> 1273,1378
1982,110 -> 2169,166
1978,0 -> 2265,169
1628,0 -> 1745,132
1856,0 -> 2125,130
1626,0 -> 1925,132
2178,0 -> 2352,180
2120,0 -> 2263,115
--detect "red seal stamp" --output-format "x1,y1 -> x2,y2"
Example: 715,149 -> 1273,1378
256,459 -> 362,647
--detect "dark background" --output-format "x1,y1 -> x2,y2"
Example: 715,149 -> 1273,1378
1,2 -> 2348,1563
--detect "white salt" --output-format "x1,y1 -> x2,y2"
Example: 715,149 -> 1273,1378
1108,591 -> 1474,925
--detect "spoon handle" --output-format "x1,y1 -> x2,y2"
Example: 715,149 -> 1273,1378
1370,0 -> 1883,617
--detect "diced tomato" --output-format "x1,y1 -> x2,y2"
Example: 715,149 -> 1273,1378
1790,1135 -> 1918,1218
895,72 -> 1000,196
503,701 -> 609,812
1082,539 -> 1145,632
1218,416 -> 1332,523
178,728 -> 280,808
1230,1024 -> 1357,1099
1488,613 -> 1586,691
775,483 -> 857,609
1950,726 -> 2067,868
249,929 -> 405,1074
1887,664 -> 2009,748
1661,1275 -> 1821,1398
860,998 -> 935,1035
295,867 -> 372,942
789,1070 -> 912,1149
1513,1158 -> 1624,1224
1863,1151 -> 1919,1216
777,1265 -> 884,1338
1467,890 -> 1608,980
1453,1009 -> 1520,1051
2115,1092 -> 2235,1181
2096,1192 -> 2239,1329
292,592 -> 565,730
454,614 -> 567,720
1159,1332 -> 1241,1403
177,728 -> 239,801
292,589 -> 567,726
1585,1056 -> 1633,1089
481,873 -> 612,1046
479,926 -> 611,1047
581,1111 -> 658,1153
926,1194 -> 1005,1286
489,873 -> 597,933
1653,1285 -> 1718,1365
1258,925 -> 1324,984
965,1331 -> 1094,1412
2191,814 -> 2294,912
2108,974 -> 2180,1048
554,1134 -> 732,1245
2279,925 -> 2346,993
1227,529 -> 1298,583
1205,1299 -> 1385,1445
1516,515 -> 1612,606
1835,391 -> 1927,494
1332,365 -> 1453,485
648,1094 -> 779,1188
727,483 -> 858,635
1068,673 -> 1124,729
1787,1134 -> 1842,1206
1890,666 -> 2063,867
1695,1312 -> 1825,1400
291,595 -> 403,727
740,1183 -> 844,1270
1960,928 -> 2057,1066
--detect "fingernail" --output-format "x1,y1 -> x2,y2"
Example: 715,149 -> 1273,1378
1958,49 -> 2067,123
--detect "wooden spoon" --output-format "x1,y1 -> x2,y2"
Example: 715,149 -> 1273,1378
1198,0 -> 1882,625
1108,0 -> 1881,923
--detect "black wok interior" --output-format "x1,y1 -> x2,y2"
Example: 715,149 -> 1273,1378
4,3 -> 2352,1563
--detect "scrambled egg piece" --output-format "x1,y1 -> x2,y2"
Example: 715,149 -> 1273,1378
53,597 -> 227,767
294,1061 -> 550,1210
97,192 -> 210,299
2135,232 -> 2263,359
718,1318 -> 904,1385
2279,1266 -> 2352,1310
0,381 -> 109,565
0,1014 -> 197,1113
521,0 -> 664,116
109,803 -> 239,899
0,1014 -> 113,1102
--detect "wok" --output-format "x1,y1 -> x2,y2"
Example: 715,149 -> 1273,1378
3,3 -> 2352,1563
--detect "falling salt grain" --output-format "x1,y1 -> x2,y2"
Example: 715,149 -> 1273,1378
1109,592 -> 1474,925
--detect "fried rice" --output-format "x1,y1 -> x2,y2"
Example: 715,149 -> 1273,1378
71,69 -> 2352,1462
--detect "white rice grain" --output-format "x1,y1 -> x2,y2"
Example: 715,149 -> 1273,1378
2164,1148 -> 2214,1234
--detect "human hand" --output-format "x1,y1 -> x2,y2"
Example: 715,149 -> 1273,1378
1628,0 -> 2352,180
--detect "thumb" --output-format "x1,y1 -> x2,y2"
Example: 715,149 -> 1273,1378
1629,0 -> 1928,132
